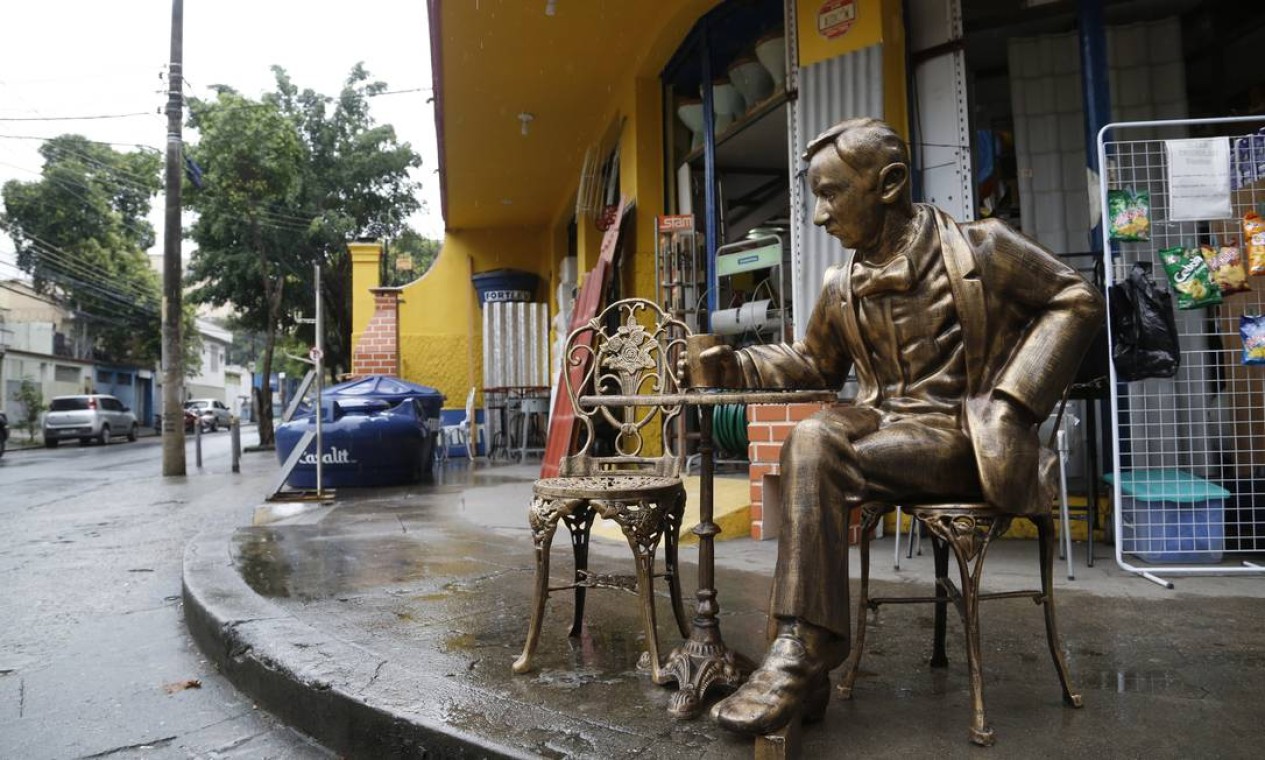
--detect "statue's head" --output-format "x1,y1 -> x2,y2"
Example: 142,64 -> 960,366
803,118 -> 912,250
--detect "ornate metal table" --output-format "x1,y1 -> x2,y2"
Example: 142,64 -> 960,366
580,389 -> 837,719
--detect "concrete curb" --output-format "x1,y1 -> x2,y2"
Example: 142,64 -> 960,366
181,530 -> 536,760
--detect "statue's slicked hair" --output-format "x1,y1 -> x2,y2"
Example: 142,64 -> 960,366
802,117 -> 909,176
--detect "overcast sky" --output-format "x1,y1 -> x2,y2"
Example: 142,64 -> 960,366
0,0 -> 443,281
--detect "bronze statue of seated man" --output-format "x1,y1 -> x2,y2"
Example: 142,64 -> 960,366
684,117 -> 1104,735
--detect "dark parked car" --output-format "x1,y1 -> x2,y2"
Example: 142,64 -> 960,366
0,410 -> 8,458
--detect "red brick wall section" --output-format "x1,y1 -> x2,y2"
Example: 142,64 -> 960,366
747,402 -> 861,545
352,289 -> 400,377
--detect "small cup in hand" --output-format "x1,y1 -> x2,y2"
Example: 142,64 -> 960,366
684,334 -> 726,389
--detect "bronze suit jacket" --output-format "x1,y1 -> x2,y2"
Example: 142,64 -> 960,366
735,205 -> 1106,514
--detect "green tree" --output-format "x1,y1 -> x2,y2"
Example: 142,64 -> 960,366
265,64 -> 422,376
185,66 -> 422,436
15,378 -> 44,443
383,228 -> 441,287
1,135 -> 167,364
184,89 -> 306,445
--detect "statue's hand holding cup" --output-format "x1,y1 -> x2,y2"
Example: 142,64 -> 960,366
681,334 -> 738,389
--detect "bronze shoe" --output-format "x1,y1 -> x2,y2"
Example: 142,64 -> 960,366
711,632 -> 832,735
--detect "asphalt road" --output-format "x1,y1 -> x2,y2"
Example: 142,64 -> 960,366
0,429 -> 332,760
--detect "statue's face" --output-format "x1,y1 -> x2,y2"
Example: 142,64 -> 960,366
807,147 -> 885,251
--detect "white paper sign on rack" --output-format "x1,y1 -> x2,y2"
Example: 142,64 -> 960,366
1165,137 -> 1232,221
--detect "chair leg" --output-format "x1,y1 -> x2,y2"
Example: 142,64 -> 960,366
922,512 -> 1007,747
513,496 -> 569,674
627,521 -> 666,681
663,492 -> 690,639
564,506 -> 596,638
1035,515 -> 1084,708
839,505 -> 884,699
930,535 -> 950,668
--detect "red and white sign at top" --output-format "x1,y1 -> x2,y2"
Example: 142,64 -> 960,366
817,0 -> 857,40
657,215 -> 695,233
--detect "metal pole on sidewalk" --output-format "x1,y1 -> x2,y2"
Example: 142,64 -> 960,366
160,0 -> 186,476
231,418 -> 241,473
195,416 -> 202,469
314,263 -> 324,495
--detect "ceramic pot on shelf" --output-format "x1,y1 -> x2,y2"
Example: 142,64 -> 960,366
677,100 -> 704,149
755,32 -> 787,90
704,79 -> 745,122
728,56 -> 774,110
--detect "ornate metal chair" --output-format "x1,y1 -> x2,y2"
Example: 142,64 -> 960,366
512,299 -> 691,679
836,500 -> 1083,747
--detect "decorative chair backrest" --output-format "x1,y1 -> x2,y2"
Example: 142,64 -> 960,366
559,298 -> 691,477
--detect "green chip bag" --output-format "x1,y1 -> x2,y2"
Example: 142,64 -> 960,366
1108,188 -> 1151,241
1159,246 -> 1223,309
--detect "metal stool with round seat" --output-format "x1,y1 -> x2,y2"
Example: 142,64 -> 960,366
838,501 -> 1082,746
512,299 -> 691,680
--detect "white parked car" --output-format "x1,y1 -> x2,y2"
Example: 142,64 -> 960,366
42,394 -> 139,447
185,399 -> 232,432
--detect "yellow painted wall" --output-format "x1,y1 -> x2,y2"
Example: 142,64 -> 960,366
360,0 -> 914,411
796,0 -> 908,139
797,0 -> 886,66
390,225 -> 548,408
881,2 -> 908,141
349,240 -> 382,367
623,77 -> 666,302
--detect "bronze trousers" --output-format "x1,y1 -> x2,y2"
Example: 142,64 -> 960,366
772,404 -> 981,639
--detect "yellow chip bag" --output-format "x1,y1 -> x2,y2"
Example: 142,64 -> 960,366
1200,240 -> 1251,295
1244,211 -> 1265,276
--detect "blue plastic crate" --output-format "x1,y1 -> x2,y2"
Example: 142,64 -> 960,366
1106,469 -> 1228,564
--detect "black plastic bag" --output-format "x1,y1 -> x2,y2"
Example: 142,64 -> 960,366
1109,262 -> 1181,381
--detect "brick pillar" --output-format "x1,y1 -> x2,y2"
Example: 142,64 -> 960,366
351,288 -> 401,377
746,402 -> 862,545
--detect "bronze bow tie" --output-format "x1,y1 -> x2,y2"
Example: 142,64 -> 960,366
853,254 -> 914,298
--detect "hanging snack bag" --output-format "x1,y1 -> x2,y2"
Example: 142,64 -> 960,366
1108,188 -> 1151,241
1242,315 -> 1265,365
1199,239 -> 1251,295
1159,245 -> 1223,309
1244,211 -> 1265,275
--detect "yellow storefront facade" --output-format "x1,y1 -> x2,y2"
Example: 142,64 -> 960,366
350,0 -> 912,409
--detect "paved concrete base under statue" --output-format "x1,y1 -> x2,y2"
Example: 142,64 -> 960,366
183,463 -> 1265,759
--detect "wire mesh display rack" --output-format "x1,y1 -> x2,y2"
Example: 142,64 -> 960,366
1099,116 -> 1265,586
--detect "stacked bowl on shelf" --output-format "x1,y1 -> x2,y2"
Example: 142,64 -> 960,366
676,29 -> 785,150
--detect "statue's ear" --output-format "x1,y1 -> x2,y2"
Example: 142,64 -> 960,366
877,162 -> 909,204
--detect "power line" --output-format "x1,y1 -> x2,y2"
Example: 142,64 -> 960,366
0,111 -> 155,122
0,228 -> 160,304
0,159 -> 159,244
1,252 -> 159,314
0,256 -> 158,317
0,133 -> 162,152
23,241 -> 159,304
39,141 -> 162,189
14,138 -> 321,232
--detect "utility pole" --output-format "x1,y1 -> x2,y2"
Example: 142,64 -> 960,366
161,0 -> 186,476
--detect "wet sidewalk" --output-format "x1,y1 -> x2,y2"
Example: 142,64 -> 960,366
183,462 -> 1265,759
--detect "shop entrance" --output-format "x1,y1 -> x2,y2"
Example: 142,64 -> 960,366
662,0 -> 794,348
956,0 -> 1265,253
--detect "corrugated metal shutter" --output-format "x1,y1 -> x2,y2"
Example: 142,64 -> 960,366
791,44 -> 884,340
481,302 -> 550,388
